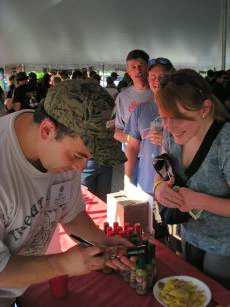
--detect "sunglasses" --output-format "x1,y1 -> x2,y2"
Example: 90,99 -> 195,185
149,57 -> 172,66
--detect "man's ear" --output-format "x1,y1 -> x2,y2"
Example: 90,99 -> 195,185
39,119 -> 56,141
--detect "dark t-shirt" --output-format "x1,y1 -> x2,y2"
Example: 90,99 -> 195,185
13,84 -> 30,109
212,83 -> 228,103
6,84 -> 15,98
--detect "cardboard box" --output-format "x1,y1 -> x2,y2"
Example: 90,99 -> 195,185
107,190 -> 154,233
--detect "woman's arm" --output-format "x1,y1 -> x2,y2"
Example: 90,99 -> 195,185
178,188 -> 230,217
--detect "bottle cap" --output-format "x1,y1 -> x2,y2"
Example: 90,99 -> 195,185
126,226 -> 133,234
106,226 -> 113,236
107,230 -> 116,237
118,229 -> 124,236
113,222 -> 119,230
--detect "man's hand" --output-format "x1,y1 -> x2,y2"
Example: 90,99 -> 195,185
114,128 -> 129,143
60,245 -> 105,277
4,98 -> 14,110
102,235 -> 135,271
63,211 -> 135,272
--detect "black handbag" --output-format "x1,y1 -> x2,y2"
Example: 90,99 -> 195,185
153,121 -> 224,225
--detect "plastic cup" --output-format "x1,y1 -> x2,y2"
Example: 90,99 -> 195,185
49,275 -> 68,299
150,116 -> 163,132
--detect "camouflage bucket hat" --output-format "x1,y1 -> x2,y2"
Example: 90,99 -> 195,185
44,79 -> 126,166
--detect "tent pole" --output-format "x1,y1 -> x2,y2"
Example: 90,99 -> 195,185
221,0 -> 228,70
102,63 -> 105,86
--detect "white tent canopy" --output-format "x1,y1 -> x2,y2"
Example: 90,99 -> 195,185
0,0 -> 229,70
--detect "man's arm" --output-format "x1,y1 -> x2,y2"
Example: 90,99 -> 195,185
0,244 -> 104,288
0,212 -> 106,288
124,137 -> 140,180
63,211 -> 134,270
114,94 -> 128,143
62,210 -> 106,244
114,128 -> 129,143
0,210 -> 133,289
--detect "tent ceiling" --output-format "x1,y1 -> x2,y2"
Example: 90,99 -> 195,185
0,0 -> 229,70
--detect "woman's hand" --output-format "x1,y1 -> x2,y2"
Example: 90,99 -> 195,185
177,187 -> 201,212
155,177 -> 184,209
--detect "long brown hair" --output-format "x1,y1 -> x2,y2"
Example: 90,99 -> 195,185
156,69 -> 229,122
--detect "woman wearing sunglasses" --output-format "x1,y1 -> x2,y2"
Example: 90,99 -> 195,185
124,58 -> 175,194
154,69 -> 230,288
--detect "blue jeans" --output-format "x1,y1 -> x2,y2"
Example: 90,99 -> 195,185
81,159 -> 113,202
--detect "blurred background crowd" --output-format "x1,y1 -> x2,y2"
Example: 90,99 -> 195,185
1,67 -> 230,116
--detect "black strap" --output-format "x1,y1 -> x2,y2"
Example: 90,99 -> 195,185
184,121 -> 224,179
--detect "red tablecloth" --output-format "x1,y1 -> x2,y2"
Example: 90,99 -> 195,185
19,187 -> 230,307
46,186 -> 107,253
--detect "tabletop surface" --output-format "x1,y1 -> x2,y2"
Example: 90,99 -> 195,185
19,187 -> 230,307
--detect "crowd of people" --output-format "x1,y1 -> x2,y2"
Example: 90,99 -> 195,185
0,50 -> 230,306
0,68 -> 129,114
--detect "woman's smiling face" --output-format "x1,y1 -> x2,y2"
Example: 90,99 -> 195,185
159,104 -> 205,145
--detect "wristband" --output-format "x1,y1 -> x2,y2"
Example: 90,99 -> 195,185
127,134 -> 130,142
153,179 -> 164,194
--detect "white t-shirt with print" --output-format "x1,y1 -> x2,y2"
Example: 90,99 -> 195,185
0,110 -> 85,300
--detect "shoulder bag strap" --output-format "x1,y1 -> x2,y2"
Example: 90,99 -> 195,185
185,120 -> 225,180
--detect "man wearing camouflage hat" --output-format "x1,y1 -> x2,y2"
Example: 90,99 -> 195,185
0,80 -> 130,306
